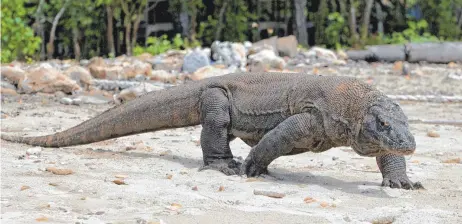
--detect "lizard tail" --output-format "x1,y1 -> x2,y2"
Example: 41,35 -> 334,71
1,83 -> 203,147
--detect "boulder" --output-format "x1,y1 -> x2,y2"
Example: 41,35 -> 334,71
276,35 -> 298,57
19,65 -> 81,94
1,66 -> 25,84
247,49 -> 286,72
182,48 -> 210,73
149,70 -> 177,83
63,66 -> 93,89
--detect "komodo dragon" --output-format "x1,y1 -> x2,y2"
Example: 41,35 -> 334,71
1,72 -> 423,190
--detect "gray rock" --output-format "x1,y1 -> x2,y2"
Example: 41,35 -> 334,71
182,49 -> 210,73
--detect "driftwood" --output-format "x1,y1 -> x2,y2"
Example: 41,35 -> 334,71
406,42 -> 462,63
347,44 -> 406,62
346,42 -> 462,63
408,119 -> 462,126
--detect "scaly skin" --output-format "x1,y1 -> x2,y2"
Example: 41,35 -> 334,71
1,72 -> 423,189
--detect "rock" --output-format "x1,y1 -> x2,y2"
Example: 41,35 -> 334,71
248,49 -> 286,72
1,87 -> 18,96
19,65 -> 81,94
20,185 -> 31,191
307,47 -> 338,61
182,48 -> 210,73
26,147 -> 42,156
63,66 -> 93,89
250,36 -> 278,55
211,41 -> 247,71
1,80 -> 16,90
60,97 -> 75,105
136,52 -> 154,61
113,83 -> 163,104
149,70 -> 177,83
276,35 -> 298,57
187,65 -> 233,81
121,59 -> 152,79
1,66 -> 26,84
149,50 -> 186,72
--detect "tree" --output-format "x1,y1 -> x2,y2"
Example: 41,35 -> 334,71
294,0 -> 309,47
118,0 -> 149,56
47,0 -> 70,59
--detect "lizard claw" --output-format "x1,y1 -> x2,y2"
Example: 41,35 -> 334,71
239,156 -> 268,177
381,175 -> 425,190
199,159 -> 242,176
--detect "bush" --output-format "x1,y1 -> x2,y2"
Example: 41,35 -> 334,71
1,0 -> 41,63
133,34 -> 200,56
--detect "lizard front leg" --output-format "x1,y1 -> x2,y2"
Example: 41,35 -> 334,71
376,153 -> 424,190
240,113 -> 318,177
198,88 -> 240,175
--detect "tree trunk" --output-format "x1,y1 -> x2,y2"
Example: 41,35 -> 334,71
131,14 -> 141,54
47,2 -> 68,60
348,0 -> 359,48
125,20 -> 132,56
215,1 -> 229,41
375,1 -> 385,35
283,0 -> 290,36
180,0 -> 190,38
360,0 -> 374,44
72,27 -> 81,61
33,0 -> 46,61
106,5 -> 116,57
294,0 -> 308,47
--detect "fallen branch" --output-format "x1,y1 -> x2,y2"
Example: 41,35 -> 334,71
408,119 -> 462,126
387,95 -> 462,103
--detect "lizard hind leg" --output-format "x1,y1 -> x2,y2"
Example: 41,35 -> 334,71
197,88 -> 241,175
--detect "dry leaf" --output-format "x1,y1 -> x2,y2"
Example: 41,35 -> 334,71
36,216 -> 48,222
427,131 -> 440,138
411,160 -> 420,164
166,174 -> 173,179
20,185 -> 30,191
169,203 -> 182,211
442,158 -> 461,164
115,174 -> 128,179
46,167 -> 73,175
113,179 -> 126,185
218,186 -> 225,192
320,202 -> 329,208
304,197 -> 316,203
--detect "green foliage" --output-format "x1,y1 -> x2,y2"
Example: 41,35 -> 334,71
325,12 -> 349,49
133,34 -> 200,56
1,0 -> 41,63
417,0 -> 462,40
197,0 -> 256,45
382,20 -> 440,44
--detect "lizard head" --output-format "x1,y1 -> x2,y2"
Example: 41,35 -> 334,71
352,100 -> 416,157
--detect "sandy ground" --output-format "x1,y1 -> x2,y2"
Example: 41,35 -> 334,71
1,68 -> 462,224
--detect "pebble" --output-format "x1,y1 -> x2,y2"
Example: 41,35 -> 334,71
332,156 -> 339,161
26,147 -> 42,156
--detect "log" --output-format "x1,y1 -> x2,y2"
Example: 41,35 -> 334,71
406,42 -> 462,63
346,44 -> 405,62
346,42 -> 462,63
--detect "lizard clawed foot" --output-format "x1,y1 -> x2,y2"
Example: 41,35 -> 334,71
239,156 -> 268,177
381,175 -> 425,190
199,158 -> 242,176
